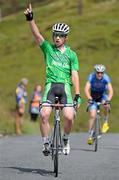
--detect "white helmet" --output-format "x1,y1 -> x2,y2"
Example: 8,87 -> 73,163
94,64 -> 106,73
52,23 -> 69,35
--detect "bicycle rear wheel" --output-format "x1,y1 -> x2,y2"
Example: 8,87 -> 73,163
53,121 -> 59,177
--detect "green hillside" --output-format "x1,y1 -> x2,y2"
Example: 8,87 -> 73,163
0,0 -> 119,134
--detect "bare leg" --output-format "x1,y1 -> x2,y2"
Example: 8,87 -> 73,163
87,109 -> 97,144
101,104 -> 110,133
103,104 -> 110,123
62,107 -> 75,155
15,111 -> 23,135
88,109 -> 97,135
40,107 -> 52,142
63,107 -> 75,135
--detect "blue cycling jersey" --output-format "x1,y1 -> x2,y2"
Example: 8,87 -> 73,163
15,83 -> 27,105
87,72 -> 111,100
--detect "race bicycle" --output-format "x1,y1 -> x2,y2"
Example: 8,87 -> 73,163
87,101 -> 110,152
40,97 -> 75,177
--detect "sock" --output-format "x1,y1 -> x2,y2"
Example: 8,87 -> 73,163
104,115 -> 109,123
42,137 -> 49,144
88,130 -> 94,137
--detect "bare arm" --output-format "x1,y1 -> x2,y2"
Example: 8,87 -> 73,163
29,20 -> 44,44
24,4 -> 44,45
71,70 -> 80,95
84,81 -> 92,100
107,83 -> 113,101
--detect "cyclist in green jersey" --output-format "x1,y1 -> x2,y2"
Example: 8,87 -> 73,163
24,4 -> 81,156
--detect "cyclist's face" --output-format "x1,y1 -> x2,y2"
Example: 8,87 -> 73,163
52,33 -> 67,47
96,72 -> 104,79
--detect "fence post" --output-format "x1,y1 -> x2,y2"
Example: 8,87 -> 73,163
0,8 -> 2,22
78,0 -> 83,15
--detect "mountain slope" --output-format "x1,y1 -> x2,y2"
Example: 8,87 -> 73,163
0,0 -> 119,134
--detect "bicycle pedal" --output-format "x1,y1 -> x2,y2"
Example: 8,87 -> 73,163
43,151 -> 50,156
42,143 -> 50,156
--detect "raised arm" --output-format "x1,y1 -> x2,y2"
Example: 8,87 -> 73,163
24,4 -> 44,45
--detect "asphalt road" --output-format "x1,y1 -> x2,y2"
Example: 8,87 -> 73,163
0,133 -> 119,180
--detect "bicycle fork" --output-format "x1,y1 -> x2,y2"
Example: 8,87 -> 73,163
54,109 -> 63,151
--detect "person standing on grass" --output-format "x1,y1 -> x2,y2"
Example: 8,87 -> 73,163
15,78 -> 28,135
29,84 -> 42,121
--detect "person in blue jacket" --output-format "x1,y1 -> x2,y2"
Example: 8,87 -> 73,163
15,78 -> 28,135
84,64 -> 113,145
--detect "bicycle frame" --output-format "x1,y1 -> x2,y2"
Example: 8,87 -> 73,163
53,107 -> 63,154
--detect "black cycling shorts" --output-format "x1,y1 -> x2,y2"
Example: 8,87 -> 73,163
42,82 -> 73,104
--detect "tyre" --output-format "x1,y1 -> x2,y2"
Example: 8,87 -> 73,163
94,117 -> 99,152
53,121 -> 59,177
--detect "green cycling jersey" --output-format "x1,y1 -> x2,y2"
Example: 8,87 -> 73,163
39,40 -> 79,85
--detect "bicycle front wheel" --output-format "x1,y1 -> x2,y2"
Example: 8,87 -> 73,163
94,116 -> 100,152
53,121 -> 60,177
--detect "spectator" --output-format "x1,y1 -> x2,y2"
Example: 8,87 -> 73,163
29,84 -> 42,121
15,78 -> 28,135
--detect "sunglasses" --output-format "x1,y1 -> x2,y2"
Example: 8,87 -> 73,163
53,32 -> 66,38
96,72 -> 104,74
